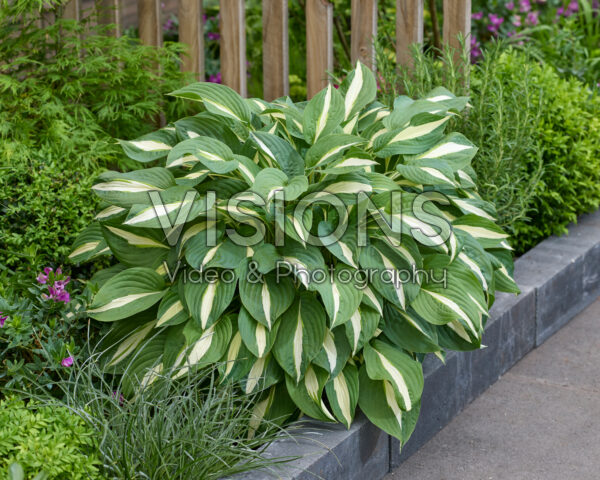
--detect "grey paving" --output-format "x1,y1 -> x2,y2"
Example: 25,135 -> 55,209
385,297 -> 600,480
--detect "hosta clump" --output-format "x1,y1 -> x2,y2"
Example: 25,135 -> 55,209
71,62 -> 519,444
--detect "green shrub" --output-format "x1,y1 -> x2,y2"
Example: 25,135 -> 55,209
71,63 -> 518,444
0,397 -> 103,480
0,2 -> 192,275
376,41 -> 600,253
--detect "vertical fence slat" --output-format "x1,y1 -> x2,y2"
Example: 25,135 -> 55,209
350,0 -> 377,70
98,0 -> 122,36
138,0 -> 161,46
262,0 -> 289,101
443,0 -> 471,56
395,0 -> 423,68
179,0 -> 205,79
220,0 -> 247,97
306,0 -> 333,99
62,0 -> 80,20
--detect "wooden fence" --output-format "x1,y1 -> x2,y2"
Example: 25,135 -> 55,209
62,0 -> 471,99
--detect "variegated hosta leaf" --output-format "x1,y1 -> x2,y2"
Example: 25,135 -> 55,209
184,272 -> 237,329
305,134 -> 365,168
285,364 -> 336,422
185,237 -> 246,270
277,241 -> 327,290
411,132 -> 478,169
166,136 -> 239,174
345,305 -> 381,355
303,84 -> 345,144
156,290 -> 189,327
238,307 -> 281,358
69,222 -> 109,263
243,353 -> 283,394
317,150 -> 378,175
119,128 -> 176,163
411,256 -> 486,345
88,267 -> 166,322
363,339 -> 424,411
325,363 -> 359,428
92,168 -> 176,207
318,220 -> 359,268
169,82 -> 252,125
341,61 -> 377,121
315,264 -> 363,328
383,304 -> 441,353
251,168 -> 308,202
172,316 -> 233,379
101,224 -> 169,269
173,113 -> 241,146
453,214 -> 510,250
238,266 -> 295,330
251,131 -> 305,177
490,249 -> 520,294
312,327 -> 352,378
358,365 -> 421,443
272,292 -> 326,383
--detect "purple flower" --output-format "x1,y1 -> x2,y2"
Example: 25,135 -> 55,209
37,273 -> 48,284
487,13 -> 505,32
112,391 -> 126,406
208,72 -> 222,84
567,0 -> 579,13
526,10 -> 539,24
472,11 -> 484,19
556,6 -> 565,17
506,1 -> 515,10
470,35 -> 482,63
207,31 -> 220,41
519,0 -> 531,12
38,267 -> 71,303
0,313 -> 7,328
61,356 -> 74,367
512,14 -> 522,26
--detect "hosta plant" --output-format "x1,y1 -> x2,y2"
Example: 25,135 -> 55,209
71,62 -> 519,445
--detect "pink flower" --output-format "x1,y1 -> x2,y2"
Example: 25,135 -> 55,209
506,1 -> 515,10
38,267 -> 71,303
519,0 -> 531,12
207,31 -> 220,41
526,10 -> 539,24
61,356 -> 74,367
470,35 -> 482,62
472,11 -> 484,19
112,391 -> 125,406
487,13 -> 505,33
0,313 -> 7,328
512,14 -> 522,26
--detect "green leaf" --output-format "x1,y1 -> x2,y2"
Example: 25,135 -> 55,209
119,128 -> 176,163
272,292 -> 326,382
303,84 -> 345,144
156,290 -> 189,327
325,363 -> 359,428
285,364 -> 336,421
169,82 -> 251,124
344,305 -> 381,355
184,272 -> 237,329
92,168 -> 176,207
166,136 -> 239,174
312,326 -> 352,377
383,304 -> 441,353
101,224 -> 169,269
305,134 -> 365,168
251,168 -> 308,202
341,61 -> 377,121
315,264 -> 363,328
251,131 -> 305,177
363,339 -> 424,411
88,267 -> 166,322
238,307 -> 281,358
69,222 -> 108,263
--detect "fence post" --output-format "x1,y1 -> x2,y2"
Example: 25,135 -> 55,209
306,0 -> 333,99
443,0 -> 471,58
179,0 -> 205,79
395,0 -> 423,68
138,0 -> 161,46
351,0 -> 377,70
220,0 -> 247,96
262,0 -> 289,101
97,0 -> 122,36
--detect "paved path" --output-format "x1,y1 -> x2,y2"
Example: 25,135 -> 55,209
386,297 -> 600,480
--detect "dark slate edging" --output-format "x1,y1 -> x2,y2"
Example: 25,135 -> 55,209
240,210 -> 600,479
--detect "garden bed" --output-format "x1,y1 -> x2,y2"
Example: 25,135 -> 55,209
239,208 -> 600,480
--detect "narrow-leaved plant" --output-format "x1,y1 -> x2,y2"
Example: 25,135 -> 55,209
71,62 -> 519,444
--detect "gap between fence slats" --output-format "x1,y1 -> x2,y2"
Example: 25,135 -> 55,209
443,0 -> 471,58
